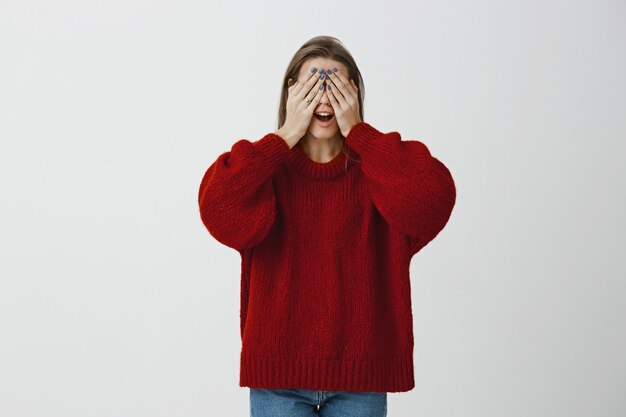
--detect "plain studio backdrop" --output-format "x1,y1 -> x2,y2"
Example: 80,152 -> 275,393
1,1 -> 625,416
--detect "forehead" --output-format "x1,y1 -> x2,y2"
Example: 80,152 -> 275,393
297,57 -> 348,78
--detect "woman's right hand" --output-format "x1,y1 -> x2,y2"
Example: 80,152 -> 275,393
275,69 -> 326,148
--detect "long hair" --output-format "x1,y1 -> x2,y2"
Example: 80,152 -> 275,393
277,35 -> 364,171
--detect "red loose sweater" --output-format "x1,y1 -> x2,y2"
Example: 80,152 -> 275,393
198,121 -> 456,393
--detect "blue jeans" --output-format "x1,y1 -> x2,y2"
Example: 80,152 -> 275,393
249,388 -> 387,417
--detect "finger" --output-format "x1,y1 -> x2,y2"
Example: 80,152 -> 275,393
326,84 -> 342,110
295,67 -> 324,97
311,82 -> 325,108
328,70 -> 355,102
301,72 -> 324,102
292,69 -> 313,95
304,74 -> 326,104
340,72 -> 358,95
326,75 -> 347,106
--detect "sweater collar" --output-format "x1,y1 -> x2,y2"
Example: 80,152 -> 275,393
286,141 -> 356,179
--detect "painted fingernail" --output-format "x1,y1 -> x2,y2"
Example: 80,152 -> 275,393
321,74 -> 326,80
311,66 -> 317,72
326,69 -> 332,75
318,68 -> 324,74
319,85 -> 323,90
327,85 -> 331,90
333,67 -> 338,72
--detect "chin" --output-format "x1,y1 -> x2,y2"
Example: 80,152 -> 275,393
309,124 -> 340,139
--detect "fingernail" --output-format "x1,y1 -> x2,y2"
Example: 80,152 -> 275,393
333,67 -> 338,72
319,85 -> 323,90
327,85 -> 331,90
318,68 -> 324,74
311,66 -> 317,72
326,69 -> 332,75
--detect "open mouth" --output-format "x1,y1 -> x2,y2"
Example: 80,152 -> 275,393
314,112 -> 334,122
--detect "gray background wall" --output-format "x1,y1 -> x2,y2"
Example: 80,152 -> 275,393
1,0 -> 624,416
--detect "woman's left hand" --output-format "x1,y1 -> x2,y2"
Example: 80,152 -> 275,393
326,69 -> 363,138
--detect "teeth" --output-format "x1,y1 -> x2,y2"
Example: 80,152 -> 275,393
316,112 -> 332,116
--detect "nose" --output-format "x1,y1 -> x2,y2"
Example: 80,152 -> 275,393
320,87 -> 330,103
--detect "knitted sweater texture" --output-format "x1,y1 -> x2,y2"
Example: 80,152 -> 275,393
198,121 -> 456,392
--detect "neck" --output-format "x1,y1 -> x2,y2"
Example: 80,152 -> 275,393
297,131 -> 344,163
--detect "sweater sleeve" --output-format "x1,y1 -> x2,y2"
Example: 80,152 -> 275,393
345,122 -> 457,256
198,132 -> 291,251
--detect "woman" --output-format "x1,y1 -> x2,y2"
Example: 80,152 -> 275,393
198,35 -> 456,417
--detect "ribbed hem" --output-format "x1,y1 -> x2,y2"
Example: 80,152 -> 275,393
254,133 -> 292,166
239,351 -> 415,393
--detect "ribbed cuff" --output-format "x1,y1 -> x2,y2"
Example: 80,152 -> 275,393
254,133 -> 291,166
